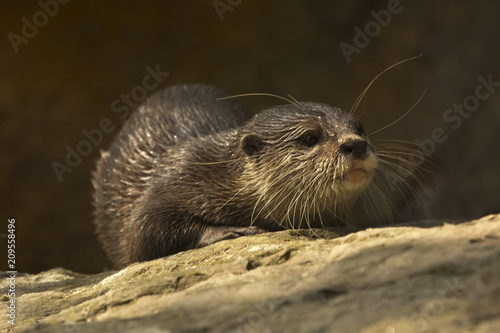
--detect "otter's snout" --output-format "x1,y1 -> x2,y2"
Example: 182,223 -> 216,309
340,139 -> 368,159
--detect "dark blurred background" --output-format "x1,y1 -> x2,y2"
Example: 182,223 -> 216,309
1,1 -> 499,274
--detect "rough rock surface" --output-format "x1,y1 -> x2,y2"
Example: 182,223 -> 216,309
2,214 -> 500,332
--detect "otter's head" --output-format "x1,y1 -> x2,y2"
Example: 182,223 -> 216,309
239,102 -> 378,229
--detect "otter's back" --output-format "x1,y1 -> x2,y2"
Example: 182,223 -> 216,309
123,84 -> 253,147
92,84 -> 252,265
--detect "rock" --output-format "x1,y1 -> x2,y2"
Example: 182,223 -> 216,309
2,214 -> 500,332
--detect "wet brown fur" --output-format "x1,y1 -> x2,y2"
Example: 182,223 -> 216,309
92,84 -> 385,268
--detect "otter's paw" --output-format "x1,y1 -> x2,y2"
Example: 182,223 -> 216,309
197,225 -> 267,248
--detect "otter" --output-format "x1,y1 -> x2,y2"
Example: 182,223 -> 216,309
92,84 -> 380,268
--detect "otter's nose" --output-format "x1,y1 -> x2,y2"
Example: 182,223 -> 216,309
340,139 -> 367,159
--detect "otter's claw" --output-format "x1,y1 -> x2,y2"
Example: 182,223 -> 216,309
197,225 -> 267,247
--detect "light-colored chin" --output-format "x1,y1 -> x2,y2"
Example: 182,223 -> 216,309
345,168 -> 367,184
343,155 -> 377,191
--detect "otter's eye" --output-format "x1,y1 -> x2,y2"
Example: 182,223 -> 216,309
353,121 -> 365,135
299,130 -> 321,148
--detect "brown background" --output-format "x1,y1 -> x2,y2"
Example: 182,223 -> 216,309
1,0 -> 499,274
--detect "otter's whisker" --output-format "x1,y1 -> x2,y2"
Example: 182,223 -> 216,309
373,157 -> 427,219
214,183 -> 249,215
189,159 -> 240,165
218,93 -> 302,110
368,86 -> 427,136
363,178 -> 394,222
350,54 -> 423,115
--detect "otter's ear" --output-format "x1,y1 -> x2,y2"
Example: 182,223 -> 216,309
241,134 -> 264,156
